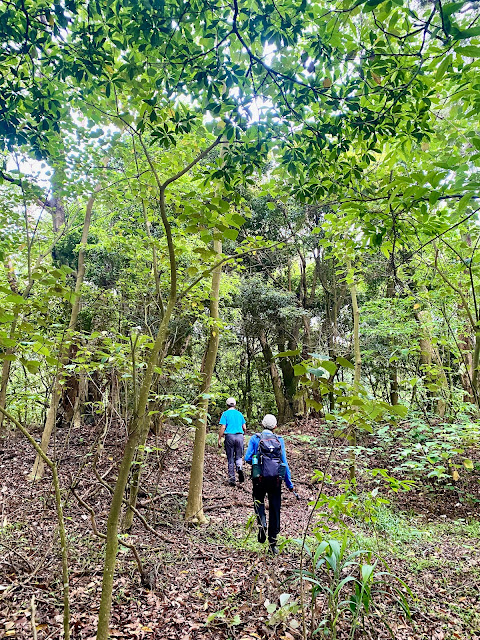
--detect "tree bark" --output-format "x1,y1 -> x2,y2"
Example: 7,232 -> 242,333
185,237 -> 222,524
278,350 -> 303,418
73,370 -> 87,429
346,257 -> 361,481
259,330 -> 287,422
413,293 -> 448,417
387,276 -> 399,405
96,135 -> 222,640
0,260 -> 20,431
96,186 -> 177,639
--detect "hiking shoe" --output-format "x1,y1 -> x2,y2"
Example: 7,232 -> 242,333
268,543 -> 279,556
237,468 -> 245,483
228,478 -> 236,487
258,527 -> 266,543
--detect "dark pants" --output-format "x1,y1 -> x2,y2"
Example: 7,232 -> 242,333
224,433 -> 244,481
253,477 -> 281,544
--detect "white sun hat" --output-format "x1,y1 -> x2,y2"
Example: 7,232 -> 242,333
226,397 -> 236,407
262,414 -> 277,428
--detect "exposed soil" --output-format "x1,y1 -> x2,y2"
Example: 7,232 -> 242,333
0,418 -> 479,639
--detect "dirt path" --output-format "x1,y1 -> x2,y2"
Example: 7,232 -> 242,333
1,419 -> 479,639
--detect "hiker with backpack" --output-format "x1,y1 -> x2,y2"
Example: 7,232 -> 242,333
218,397 -> 246,486
244,413 -> 296,555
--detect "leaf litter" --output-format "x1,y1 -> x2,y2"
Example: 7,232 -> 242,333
0,417 -> 479,639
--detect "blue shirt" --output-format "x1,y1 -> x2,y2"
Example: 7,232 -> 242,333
245,430 -> 294,490
219,408 -> 246,434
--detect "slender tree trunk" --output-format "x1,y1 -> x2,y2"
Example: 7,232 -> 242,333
96,299 -> 175,640
29,185 -> 101,481
387,276 -> 399,405
185,238 -> 222,523
73,370 -> 87,429
346,257 -> 361,481
0,260 -> 20,431
246,346 -> 252,422
0,359 -> 12,431
472,326 -> 480,398
96,136 -> 222,640
413,294 -> 448,417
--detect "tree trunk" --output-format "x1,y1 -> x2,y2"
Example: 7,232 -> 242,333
472,326 -> 480,400
387,276 -> 399,405
0,359 -> 12,431
95,135 -> 221,640
245,338 -> 253,422
278,352 -> 304,418
185,238 -> 222,523
0,260 -> 20,431
29,185 -> 101,481
413,294 -> 448,417
346,257 -> 361,481
96,299 -> 175,640
259,330 -> 288,422
73,370 -> 87,429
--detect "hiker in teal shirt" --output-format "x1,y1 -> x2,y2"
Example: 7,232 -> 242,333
218,397 -> 246,486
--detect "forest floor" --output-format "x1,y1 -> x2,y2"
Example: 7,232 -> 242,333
1,417 -> 479,640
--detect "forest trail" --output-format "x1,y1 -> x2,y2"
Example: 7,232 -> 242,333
1,419 -> 479,640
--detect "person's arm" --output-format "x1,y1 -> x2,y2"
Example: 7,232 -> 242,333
244,435 -> 257,464
218,413 -> 227,447
280,437 -> 294,490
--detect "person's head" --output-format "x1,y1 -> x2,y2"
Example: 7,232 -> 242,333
262,414 -> 277,429
226,397 -> 236,408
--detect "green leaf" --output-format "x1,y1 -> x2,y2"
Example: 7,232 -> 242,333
463,458 -> 474,470
320,360 -> 338,376
361,564 -> 375,583
4,294 -> 24,305
294,363 -> 307,376
458,193 -> 471,214
223,228 -> 239,241
279,593 -> 291,607
442,1 -> 466,17
391,404 -> 408,418
336,356 -> 354,369
362,0 -> 387,11
306,398 -> 323,411
435,54 -> 452,81
0,337 -> 16,347
206,610 -> 225,623
453,27 -> 480,40
275,349 -> 301,358
23,360 -> 40,374
455,45 -> 480,57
